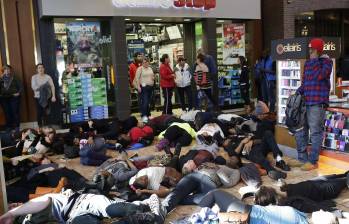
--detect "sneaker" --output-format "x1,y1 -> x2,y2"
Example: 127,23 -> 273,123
300,162 -> 318,171
112,212 -> 159,224
155,139 -> 170,151
276,160 -> 291,171
143,194 -> 166,223
268,170 -> 287,180
142,116 -> 149,123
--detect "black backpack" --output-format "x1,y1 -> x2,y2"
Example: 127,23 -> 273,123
64,145 -> 80,159
285,93 -> 306,135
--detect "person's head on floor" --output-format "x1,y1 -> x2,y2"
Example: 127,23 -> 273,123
133,52 -> 143,64
254,186 -> 279,206
133,175 -> 149,190
160,54 -> 170,64
177,56 -> 186,67
142,57 -> 150,68
2,64 -> 12,76
312,210 -> 339,224
42,126 -> 56,141
246,102 -> 255,115
198,133 -> 214,145
118,134 -> 131,148
182,160 -> 197,175
226,156 -> 242,169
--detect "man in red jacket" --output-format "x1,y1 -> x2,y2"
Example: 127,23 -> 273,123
129,52 -> 143,88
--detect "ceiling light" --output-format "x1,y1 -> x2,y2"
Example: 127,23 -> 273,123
308,16 -> 312,20
184,19 -> 191,22
154,18 -> 163,21
75,18 -> 84,21
125,18 -> 131,21
217,20 -> 225,23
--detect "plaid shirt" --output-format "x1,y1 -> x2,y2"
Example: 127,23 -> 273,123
297,57 -> 333,106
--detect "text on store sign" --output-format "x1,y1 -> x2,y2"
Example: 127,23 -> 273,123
112,0 -> 216,10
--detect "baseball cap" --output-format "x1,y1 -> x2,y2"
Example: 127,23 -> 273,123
309,38 -> 324,54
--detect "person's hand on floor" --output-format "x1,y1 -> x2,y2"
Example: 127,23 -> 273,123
243,140 -> 253,154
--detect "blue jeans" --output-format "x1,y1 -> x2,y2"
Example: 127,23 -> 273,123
0,96 -> 20,128
162,172 -> 217,212
294,104 -> 326,164
140,86 -> 153,117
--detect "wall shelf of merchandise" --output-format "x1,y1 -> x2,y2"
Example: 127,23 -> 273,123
323,110 -> 349,153
64,74 -> 108,123
277,60 -> 302,124
217,26 -> 244,109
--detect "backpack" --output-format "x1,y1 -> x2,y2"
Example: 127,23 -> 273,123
64,145 -> 80,159
285,93 -> 306,135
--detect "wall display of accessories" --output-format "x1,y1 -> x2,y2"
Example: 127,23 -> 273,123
323,110 -> 349,153
217,25 -> 244,109
277,60 -> 302,124
65,74 -> 108,123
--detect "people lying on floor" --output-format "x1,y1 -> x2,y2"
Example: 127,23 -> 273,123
92,151 -> 139,194
223,131 -> 289,180
79,135 -> 110,166
129,166 -> 182,198
0,190 -> 166,224
14,127 -> 56,158
113,122 -> 154,150
148,114 -> 185,136
254,171 -> 349,213
156,122 -> 196,152
6,164 -> 87,203
166,189 -> 308,224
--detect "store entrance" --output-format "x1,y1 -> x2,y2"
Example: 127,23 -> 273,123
126,22 -> 185,115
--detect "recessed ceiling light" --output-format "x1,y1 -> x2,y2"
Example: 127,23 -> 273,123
184,19 -> 191,22
154,18 -> 163,21
308,16 -> 312,20
217,20 -> 225,23
75,18 -> 84,21
125,18 -> 131,21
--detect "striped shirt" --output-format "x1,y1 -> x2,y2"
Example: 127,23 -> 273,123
297,57 -> 333,106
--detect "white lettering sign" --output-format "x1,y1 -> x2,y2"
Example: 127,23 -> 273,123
112,0 -> 173,8
324,41 -> 336,51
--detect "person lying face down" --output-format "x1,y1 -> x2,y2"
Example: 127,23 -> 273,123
254,171 -> 349,213
129,166 -> 182,198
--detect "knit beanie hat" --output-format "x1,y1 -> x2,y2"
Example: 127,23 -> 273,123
309,38 -> 324,54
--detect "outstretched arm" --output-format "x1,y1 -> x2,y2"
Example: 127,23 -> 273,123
0,194 -> 52,224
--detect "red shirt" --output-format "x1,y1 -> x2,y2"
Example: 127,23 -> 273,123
129,62 -> 141,87
129,126 -> 153,144
159,63 -> 175,88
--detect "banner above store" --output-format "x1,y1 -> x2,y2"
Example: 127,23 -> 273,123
271,37 -> 341,60
112,0 -> 216,10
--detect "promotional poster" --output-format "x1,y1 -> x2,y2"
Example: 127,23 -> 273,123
127,39 -> 145,63
222,23 -> 245,65
67,22 -> 102,68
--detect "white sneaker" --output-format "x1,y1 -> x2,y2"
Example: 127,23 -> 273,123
142,116 -> 149,123
143,194 -> 166,221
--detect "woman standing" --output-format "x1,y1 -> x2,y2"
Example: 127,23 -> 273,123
238,56 -> 250,111
134,58 -> 155,123
159,54 -> 175,115
31,64 -> 56,127
194,53 -> 216,110
174,57 -> 193,112
0,65 -> 22,131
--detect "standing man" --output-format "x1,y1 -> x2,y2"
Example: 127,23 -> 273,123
260,49 -> 276,112
129,52 -> 143,88
295,38 -> 333,171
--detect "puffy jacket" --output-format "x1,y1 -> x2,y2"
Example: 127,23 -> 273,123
285,93 -> 306,135
174,63 -> 192,88
159,63 -> 175,88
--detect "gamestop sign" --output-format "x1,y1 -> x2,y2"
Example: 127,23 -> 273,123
112,0 -> 216,10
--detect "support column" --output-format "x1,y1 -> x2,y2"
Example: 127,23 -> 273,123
202,18 -> 218,104
183,22 -> 196,67
36,16 -> 62,125
111,16 -> 130,120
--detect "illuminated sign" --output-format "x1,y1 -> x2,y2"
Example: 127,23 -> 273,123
324,41 -> 336,51
276,43 -> 302,55
112,0 -> 216,10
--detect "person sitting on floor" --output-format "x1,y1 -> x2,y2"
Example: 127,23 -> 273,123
156,122 -> 196,153
129,166 -> 182,198
254,171 -> 349,213
0,191 -> 166,224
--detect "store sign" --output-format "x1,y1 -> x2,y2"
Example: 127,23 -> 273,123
112,0 -> 216,10
276,43 -> 302,55
99,35 -> 112,44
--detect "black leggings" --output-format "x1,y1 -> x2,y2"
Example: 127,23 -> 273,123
163,125 -> 192,147
199,189 -> 252,213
